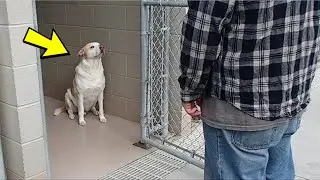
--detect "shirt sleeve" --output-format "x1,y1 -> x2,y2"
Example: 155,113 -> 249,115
178,0 -> 235,102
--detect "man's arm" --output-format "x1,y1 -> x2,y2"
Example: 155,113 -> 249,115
179,0 -> 235,103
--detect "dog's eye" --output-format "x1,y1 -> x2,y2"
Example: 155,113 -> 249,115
90,46 -> 94,49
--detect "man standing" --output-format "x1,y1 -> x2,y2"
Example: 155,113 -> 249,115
179,1 -> 319,179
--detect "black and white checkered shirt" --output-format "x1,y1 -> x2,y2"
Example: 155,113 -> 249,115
179,0 -> 320,120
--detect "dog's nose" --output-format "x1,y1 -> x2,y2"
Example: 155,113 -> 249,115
99,45 -> 104,50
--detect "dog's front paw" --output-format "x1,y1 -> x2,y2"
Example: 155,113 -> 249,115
92,111 -> 99,116
69,114 -> 75,120
79,119 -> 87,126
99,116 -> 107,123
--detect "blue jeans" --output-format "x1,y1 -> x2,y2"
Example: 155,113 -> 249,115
203,116 -> 301,180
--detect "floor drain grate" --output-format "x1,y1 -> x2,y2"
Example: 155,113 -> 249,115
99,150 -> 187,180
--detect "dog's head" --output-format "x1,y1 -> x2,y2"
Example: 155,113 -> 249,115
77,42 -> 105,59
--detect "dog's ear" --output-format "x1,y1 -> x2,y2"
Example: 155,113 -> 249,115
102,47 -> 106,57
77,47 -> 85,58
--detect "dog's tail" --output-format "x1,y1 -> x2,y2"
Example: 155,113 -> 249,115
54,106 -> 66,116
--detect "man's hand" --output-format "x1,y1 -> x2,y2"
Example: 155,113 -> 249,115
182,98 -> 202,118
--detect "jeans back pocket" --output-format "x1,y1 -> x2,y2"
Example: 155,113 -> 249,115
231,124 -> 288,150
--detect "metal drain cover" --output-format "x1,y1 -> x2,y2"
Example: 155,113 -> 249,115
99,150 -> 187,180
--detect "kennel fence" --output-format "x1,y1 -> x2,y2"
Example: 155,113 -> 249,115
138,0 -> 320,170
139,0 -> 205,169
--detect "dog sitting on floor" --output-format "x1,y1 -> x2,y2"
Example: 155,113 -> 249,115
54,42 -> 107,125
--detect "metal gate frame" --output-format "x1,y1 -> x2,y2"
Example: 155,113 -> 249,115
139,0 -> 204,169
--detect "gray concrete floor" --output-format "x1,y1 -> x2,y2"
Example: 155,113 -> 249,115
44,97 -> 153,179
165,69 -> 320,180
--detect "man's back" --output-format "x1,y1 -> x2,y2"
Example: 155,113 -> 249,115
179,1 -> 320,179
179,0 -> 320,120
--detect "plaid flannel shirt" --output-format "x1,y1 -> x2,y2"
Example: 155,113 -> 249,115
179,0 -> 320,120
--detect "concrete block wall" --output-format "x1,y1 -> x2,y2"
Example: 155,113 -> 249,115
36,0 -> 141,122
0,0 -> 48,178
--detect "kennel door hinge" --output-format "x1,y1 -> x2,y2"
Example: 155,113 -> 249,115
140,113 -> 151,124
140,113 -> 148,120
143,78 -> 151,84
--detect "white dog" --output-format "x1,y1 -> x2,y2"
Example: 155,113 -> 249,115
54,42 -> 107,125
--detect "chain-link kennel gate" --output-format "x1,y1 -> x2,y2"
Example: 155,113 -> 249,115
138,0 -> 205,169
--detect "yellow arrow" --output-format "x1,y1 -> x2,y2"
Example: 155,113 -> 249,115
23,27 -> 69,59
